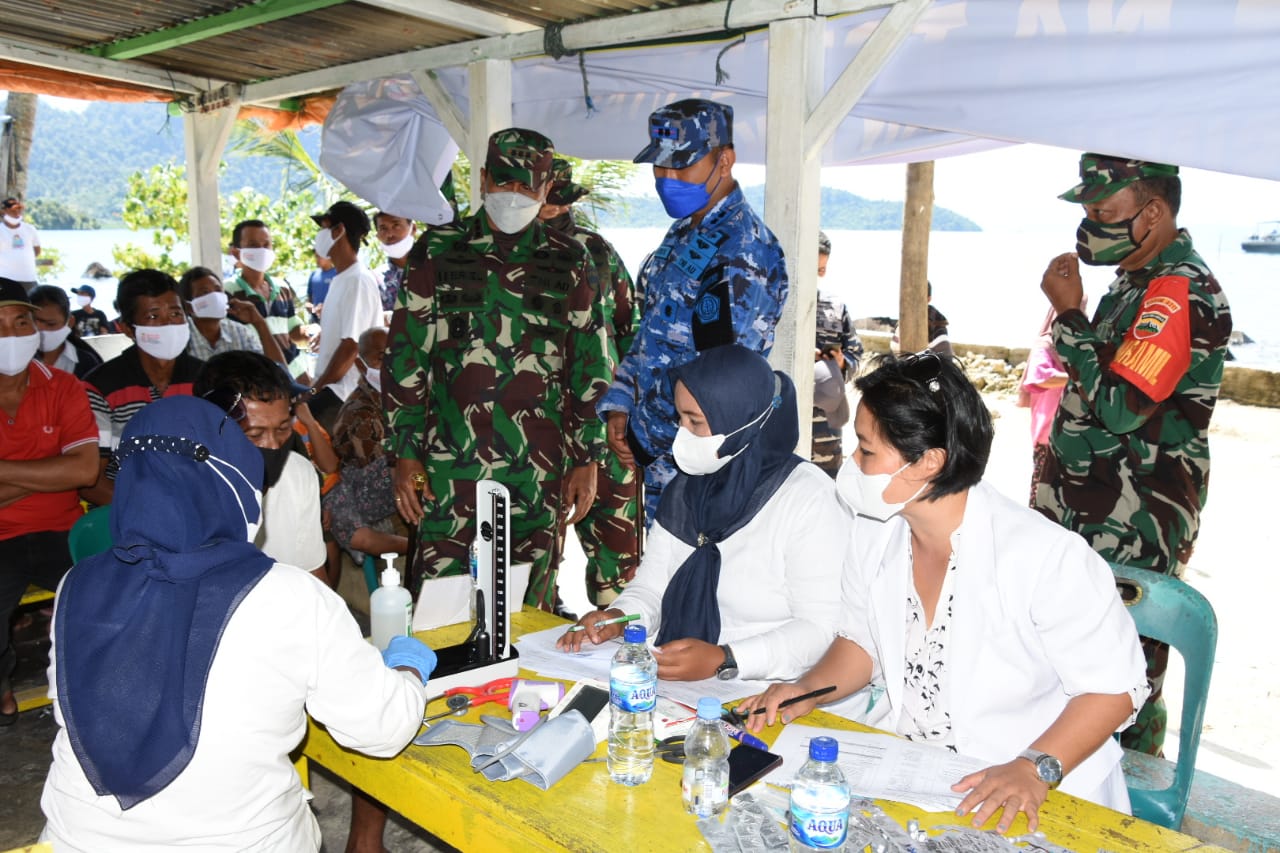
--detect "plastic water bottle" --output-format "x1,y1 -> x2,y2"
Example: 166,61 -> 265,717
370,553 -> 412,651
682,697 -> 730,816
608,623 -> 657,785
789,736 -> 851,851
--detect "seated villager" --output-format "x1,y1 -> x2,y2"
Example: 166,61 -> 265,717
194,351 -> 327,579
177,265 -> 287,364
81,269 -> 204,505
737,352 -> 1148,833
39,396 -> 435,851
323,327 -> 407,565
0,279 -> 99,727
558,344 -> 848,682
30,285 -> 103,380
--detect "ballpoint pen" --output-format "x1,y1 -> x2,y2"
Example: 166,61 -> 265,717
745,684 -> 838,715
720,719 -> 770,751
565,613 -> 642,632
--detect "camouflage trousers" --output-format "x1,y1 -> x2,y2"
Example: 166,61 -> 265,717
411,475 -> 562,610
570,455 -> 640,607
811,409 -> 843,479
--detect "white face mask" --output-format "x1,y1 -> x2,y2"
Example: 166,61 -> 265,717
3,214 -> 21,226
40,325 -> 73,352
0,332 -> 39,375
191,291 -> 229,319
360,358 -> 383,392
670,391 -> 778,476
76,294 -> 92,308
313,225 -> 342,259
134,322 -> 191,361
485,191 -> 542,234
381,234 -> 415,260
238,247 -> 275,273
835,458 -> 929,522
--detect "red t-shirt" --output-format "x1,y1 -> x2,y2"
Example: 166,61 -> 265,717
0,360 -> 98,540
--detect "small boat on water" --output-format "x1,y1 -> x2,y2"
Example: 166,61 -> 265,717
1241,221 -> 1280,253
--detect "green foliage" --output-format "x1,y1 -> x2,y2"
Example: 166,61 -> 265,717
25,198 -> 99,230
111,159 -> 328,277
36,246 -> 66,281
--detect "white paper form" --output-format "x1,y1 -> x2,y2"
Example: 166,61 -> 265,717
514,626 -> 773,710
770,725 -> 989,812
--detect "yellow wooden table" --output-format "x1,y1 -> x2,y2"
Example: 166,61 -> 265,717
300,610 -> 1228,852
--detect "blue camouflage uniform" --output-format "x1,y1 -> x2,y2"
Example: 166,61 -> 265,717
598,99 -> 789,524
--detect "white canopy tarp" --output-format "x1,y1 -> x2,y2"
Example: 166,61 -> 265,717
323,0 -> 1280,215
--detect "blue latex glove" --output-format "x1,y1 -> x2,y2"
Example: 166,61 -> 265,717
381,636 -> 437,686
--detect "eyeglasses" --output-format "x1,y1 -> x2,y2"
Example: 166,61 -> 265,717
202,388 -> 247,434
900,350 -> 943,394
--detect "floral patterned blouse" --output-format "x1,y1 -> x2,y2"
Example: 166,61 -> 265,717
896,544 -> 959,746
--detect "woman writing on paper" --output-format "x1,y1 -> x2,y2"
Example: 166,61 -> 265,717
736,353 -> 1148,833
558,344 -> 849,683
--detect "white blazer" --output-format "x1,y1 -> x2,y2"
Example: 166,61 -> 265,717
840,481 -> 1148,804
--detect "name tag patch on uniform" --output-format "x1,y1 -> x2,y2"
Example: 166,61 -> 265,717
672,231 -> 728,279
1110,275 -> 1191,403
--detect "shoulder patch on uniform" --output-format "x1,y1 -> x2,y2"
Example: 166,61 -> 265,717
1110,275 -> 1191,403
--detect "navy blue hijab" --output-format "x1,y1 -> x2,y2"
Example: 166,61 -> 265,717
654,345 -> 802,646
54,396 -> 274,809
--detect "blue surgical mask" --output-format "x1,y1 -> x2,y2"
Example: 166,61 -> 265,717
654,153 -> 724,219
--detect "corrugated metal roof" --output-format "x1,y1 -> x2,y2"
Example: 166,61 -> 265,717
0,0 -> 697,96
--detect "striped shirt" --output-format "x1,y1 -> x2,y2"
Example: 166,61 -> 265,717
82,346 -> 203,456
184,316 -> 265,361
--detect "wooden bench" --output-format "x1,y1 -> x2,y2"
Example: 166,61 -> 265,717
13,585 -> 54,713
1124,750 -> 1280,852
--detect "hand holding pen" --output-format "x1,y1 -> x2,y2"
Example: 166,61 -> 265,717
732,684 -> 839,733
556,610 -> 640,652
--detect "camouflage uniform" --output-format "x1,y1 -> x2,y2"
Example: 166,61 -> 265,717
543,160 -> 642,605
1034,154 -> 1232,755
812,290 -> 862,477
598,99 -> 789,524
383,129 -> 611,610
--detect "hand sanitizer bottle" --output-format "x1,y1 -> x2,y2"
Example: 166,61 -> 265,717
370,552 -> 412,651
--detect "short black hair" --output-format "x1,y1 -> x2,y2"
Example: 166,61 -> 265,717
117,269 -> 180,327
29,285 -> 71,319
177,266 -> 221,303
854,352 -> 992,501
194,350 -> 292,406
1131,175 -> 1182,217
231,219 -> 268,248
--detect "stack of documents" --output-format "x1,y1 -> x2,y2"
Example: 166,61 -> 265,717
769,725 -> 989,812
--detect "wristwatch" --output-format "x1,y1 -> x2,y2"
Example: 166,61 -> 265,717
716,644 -> 739,680
1018,749 -> 1064,787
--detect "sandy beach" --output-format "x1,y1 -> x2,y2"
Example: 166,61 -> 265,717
559,386 -> 1280,798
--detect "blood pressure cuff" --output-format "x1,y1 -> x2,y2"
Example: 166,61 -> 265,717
413,711 -> 595,789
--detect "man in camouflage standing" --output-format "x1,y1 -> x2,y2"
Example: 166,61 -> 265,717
599,99 -> 788,524
383,129 -> 611,612
1035,153 -> 1232,756
811,230 -> 862,477
539,158 -> 641,607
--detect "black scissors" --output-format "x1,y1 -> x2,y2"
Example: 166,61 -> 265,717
656,735 -> 686,764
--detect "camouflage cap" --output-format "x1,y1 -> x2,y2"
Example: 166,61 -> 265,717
545,158 -> 590,206
633,98 -> 733,169
1059,153 -> 1180,204
486,128 -> 556,191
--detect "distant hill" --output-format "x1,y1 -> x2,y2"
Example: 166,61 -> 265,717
595,185 -> 981,231
22,100 -> 323,226
20,98 -> 979,232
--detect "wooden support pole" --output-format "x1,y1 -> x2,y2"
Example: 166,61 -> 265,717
898,160 -> 934,354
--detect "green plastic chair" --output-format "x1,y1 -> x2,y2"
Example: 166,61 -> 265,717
68,506 -> 113,562
1110,562 -> 1217,830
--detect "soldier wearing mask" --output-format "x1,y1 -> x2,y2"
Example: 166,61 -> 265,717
1034,153 -> 1233,756
597,98 -> 788,526
539,158 -> 641,608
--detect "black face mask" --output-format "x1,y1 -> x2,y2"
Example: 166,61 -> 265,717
543,211 -> 575,233
259,446 -> 291,491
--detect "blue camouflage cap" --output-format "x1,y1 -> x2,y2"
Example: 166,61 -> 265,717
633,98 -> 733,169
